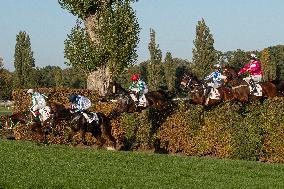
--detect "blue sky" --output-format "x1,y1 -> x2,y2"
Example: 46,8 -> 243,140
1,0 -> 284,71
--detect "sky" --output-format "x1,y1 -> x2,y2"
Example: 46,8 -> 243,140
1,0 -> 284,71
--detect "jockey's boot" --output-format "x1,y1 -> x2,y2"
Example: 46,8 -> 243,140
136,100 -> 141,107
205,87 -> 211,98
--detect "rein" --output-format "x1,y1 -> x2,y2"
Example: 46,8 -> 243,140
232,84 -> 248,89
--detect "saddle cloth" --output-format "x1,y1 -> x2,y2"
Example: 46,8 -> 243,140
82,112 -> 99,124
209,88 -> 220,100
130,92 -> 148,107
248,84 -> 262,96
205,88 -> 221,105
38,106 -> 51,122
244,79 -> 263,96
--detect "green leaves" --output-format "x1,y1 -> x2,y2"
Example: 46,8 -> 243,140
62,1 -> 140,77
191,18 -> 217,80
13,31 -> 36,89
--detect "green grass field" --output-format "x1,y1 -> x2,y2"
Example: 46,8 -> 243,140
0,107 -> 12,116
0,140 -> 284,188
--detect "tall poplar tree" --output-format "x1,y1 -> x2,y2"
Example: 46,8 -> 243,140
261,48 -> 276,81
191,18 -> 217,80
147,28 -> 164,91
13,31 -> 35,89
164,52 -> 175,91
59,0 -> 140,95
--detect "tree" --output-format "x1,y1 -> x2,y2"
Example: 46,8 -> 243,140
13,31 -> 36,89
36,66 -> 64,88
147,28 -> 165,90
59,0 -> 140,95
191,18 -> 217,80
164,52 -> 175,91
269,45 -> 284,80
223,49 -> 248,71
0,58 -> 13,100
261,48 -> 276,81
62,67 -> 87,89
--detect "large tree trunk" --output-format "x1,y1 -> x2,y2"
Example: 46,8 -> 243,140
87,65 -> 111,96
83,5 -> 112,96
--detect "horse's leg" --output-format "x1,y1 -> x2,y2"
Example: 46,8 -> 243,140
97,113 -> 116,150
100,123 -> 115,150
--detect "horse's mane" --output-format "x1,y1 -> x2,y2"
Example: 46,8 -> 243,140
222,66 -> 238,79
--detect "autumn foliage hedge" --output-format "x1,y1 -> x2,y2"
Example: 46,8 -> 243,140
6,88 -> 284,163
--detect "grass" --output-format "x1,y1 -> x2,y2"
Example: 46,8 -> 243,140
0,107 -> 12,116
0,140 -> 284,188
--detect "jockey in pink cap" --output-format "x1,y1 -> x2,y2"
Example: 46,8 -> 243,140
238,53 -> 263,92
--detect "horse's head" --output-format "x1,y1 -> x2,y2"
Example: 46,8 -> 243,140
180,74 -> 202,91
222,66 -> 238,83
105,82 -> 129,101
49,102 -> 71,120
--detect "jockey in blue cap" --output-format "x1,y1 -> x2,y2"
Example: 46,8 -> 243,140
204,64 -> 225,97
69,94 -> 91,113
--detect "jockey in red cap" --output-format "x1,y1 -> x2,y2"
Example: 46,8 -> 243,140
129,73 -> 148,107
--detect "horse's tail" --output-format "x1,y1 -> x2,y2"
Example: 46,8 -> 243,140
271,80 -> 284,96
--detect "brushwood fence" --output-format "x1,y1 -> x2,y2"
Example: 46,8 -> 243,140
2,88 -> 284,163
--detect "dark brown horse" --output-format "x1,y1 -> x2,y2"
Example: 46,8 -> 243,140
69,111 -> 116,150
5,110 -> 39,130
222,66 -> 277,102
105,81 -> 172,116
180,74 -> 234,105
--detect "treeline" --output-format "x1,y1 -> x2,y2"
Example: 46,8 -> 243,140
0,65 -> 86,100
1,19 -> 284,100
0,31 -> 87,100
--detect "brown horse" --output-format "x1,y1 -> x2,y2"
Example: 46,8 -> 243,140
5,110 -> 39,129
105,81 -> 172,117
69,111 -> 116,150
222,66 -> 277,102
180,74 -> 234,105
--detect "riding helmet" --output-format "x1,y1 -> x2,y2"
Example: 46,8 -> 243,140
69,94 -> 77,102
132,73 -> 139,81
250,53 -> 257,59
27,89 -> 34,94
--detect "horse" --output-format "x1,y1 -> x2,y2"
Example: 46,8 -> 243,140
4,110 -> 40,130
105,81 -> 173,116
4,103 -> 61,143
180,74 -> 234,105
222,66 -> 277,102
69,111 -> 116,150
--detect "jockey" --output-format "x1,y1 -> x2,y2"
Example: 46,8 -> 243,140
204,64 -> 224,97
238,53 -> 263,92
27,89 -> 48,122
129,73 -> 148,107
69,94 -> 91,113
